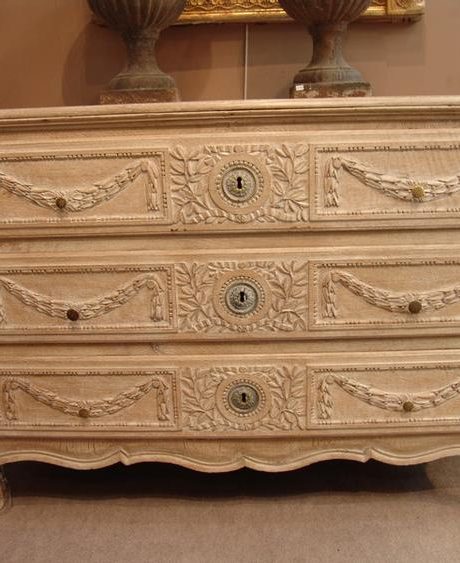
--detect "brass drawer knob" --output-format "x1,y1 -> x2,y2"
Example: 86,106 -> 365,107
55,197 -> 67,209
411,185 -> 425,201
408,300 -> 422,314
403,401 -> 415,413
66,309 -> 80,321
78,408 -> 90,418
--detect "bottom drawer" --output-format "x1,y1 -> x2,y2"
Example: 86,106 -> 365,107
2,355 -> 460,435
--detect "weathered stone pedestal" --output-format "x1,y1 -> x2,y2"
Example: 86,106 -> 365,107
88,0 -> 186,104
279,0 -> 373,98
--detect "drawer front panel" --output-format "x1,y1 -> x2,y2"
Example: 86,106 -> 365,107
312,141 -> 460,226
310,258 -> 460,333
0,148 -> 171,229
5,252 -> 460,341
4,356 -> 460,435
0,256 -> 308,340
0,264 -> 176,337
309,362 -> 460,428
0,369 -> 178,430
0,363 -> 307,435
0,143 -> 309,235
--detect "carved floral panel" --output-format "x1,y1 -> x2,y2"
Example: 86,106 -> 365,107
176,259 -> 308,334
181,365 -> 307,432
170,143 -> 309,226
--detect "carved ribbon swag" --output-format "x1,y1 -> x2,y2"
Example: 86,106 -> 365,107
0,274 -> 165,324
2,377 -> 168,421
318,373 -> 460,420
324,156 -> 460,207
322,270 -> 460,318
0,159 -> 160,213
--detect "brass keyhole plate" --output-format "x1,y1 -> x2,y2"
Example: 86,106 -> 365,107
209,155 -> 269,216
214,270 -> 271,327
225,281 -> 259,315
216,375 -> 271,425
228,383 -> 260,413
222,168 -> 257,203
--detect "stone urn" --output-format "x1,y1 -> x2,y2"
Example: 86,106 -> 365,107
278,0 -> 373,98
88,0 -> 186,104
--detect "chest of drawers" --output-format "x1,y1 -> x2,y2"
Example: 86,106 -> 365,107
2,96 -> 460,505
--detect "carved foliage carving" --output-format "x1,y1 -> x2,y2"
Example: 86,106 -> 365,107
170,144 -> 309,224
176,260 -> 308,333
181,366 -> 306,431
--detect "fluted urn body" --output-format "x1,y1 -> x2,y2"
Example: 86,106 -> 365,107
278,0 -> 373,98
88,0 -> 186,103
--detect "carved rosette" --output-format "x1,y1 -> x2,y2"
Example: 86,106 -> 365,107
181,366 -> 306,431
88,0 -> 187,103
170,144 -> 309,225
176,260 -> 308,333
277,0 -> 373,97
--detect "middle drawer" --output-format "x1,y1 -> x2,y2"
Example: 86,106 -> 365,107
0,249 -> 460,341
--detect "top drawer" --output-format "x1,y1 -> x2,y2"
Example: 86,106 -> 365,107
0,143 -> 308,237
1,139 -> 460,237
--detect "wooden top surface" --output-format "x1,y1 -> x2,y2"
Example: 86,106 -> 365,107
1,96 -> 460,131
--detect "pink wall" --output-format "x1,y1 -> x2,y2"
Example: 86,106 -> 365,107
0,0 -> 458,108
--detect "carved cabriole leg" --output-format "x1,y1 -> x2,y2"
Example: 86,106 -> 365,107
0,466 -> 11,513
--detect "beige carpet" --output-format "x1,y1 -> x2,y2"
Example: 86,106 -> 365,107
2,458 -> 460,563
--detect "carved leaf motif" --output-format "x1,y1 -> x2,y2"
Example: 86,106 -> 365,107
180,368 -> 225,430
170,144 -> 309,224
181,366 -> 306,432
176,261 -> 308,333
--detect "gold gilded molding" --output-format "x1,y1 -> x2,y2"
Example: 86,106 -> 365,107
179,0 -> 425,24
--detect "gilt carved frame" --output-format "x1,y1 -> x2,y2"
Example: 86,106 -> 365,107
179,0 -> 425,24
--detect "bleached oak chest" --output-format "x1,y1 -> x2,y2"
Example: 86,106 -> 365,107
1,97 -> 460,505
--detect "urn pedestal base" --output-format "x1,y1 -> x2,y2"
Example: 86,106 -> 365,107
290,80 -> 371,99
100,87 -> 180,105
